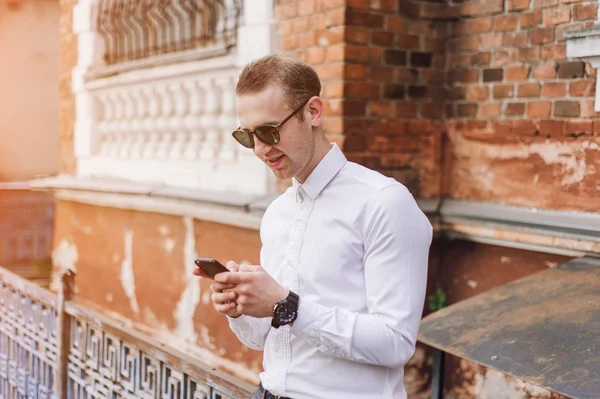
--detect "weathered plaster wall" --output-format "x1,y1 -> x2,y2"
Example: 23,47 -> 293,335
51,199 -> 264,383
0,0 -> 60,181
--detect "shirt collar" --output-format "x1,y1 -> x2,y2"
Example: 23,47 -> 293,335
292,143 -> 347,201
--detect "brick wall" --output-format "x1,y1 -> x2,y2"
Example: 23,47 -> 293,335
276,0 -> 600,211
275,0 -> 447,197
443,0 -> 600,211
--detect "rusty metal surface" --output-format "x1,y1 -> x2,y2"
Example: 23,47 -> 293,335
419,256 -> 600,399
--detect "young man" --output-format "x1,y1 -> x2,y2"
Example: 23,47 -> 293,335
193,55 -> 432,399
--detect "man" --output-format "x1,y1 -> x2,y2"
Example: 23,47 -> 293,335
193,55 -> 432,399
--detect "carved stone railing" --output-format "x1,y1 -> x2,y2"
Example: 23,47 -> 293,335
0,267 -> 252,398
97,0 -> 242,66
72,0 -> 278,197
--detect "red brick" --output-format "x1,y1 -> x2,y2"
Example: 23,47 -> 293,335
479,102 -> 501,118
574,3 -> 599,21
345,63 -> 367,80
466,86 -> 490,100
369,101 -> 394,117
494,85 -> 515,98
539,119 -> 565,136
280,20 -> 294,36
322,116 -> 344,134
347,0 -> 374,9
519,47 -> 541,62
369,47 -> 384,64
450,36 -> 479,52
508,0 -> 531,10
554,101 -> 580,117
519,83 -> 542,97
316,64 -> 344,81
282,35 -> 298,50
544,5 -> 571,25
372,0 -> 397,11
505,102 -> 526,116
316,27 -> 344,47
424,38 -> 446,53
492,49 -> 518,66
397,34 -> 421,50
370,66 -> 395,82
461,0 -> 503,16
299,0 -> 316,15
306,47 -> 325,64
532,62 -> 557,79
323,81 -> 344,97
542,82 -> 567,97
459,70 -> 481,83
323,99 -> 343,116
570,79 -> 595,97
565,121 -> 594,135
371,31 -> 395,46
580,99 -> 597,117
345,9 -> 384,28
480,33 -> 504,50
457,103 -> 478,117
420,103 -> 445,119
395,102 -> 418,118
521,10 -> 543,27
453,17 -> 493,35
542,44 -> 567,61
494,15 -> 519,31
534,0 -> 558,8
530,27 -> 556,44
513,120 -> 538,135
345,82 -> 380,99
345,26 -> 369,44
594,121 -> 600,135
326,43 -> 345,62
342,100 -> 366,116
385,15 -> 407,32
505,31 -> 529,47
293,17 -> 311,34
527,101 -> 552,117
556,23 -> 586,41
471,52 -> 491,66
325,8 -> 346,27
506,65 -> 530,81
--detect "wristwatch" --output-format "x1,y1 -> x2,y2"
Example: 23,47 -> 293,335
271,291 -> 299,329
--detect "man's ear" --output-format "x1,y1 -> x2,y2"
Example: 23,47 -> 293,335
307,96 -> 323,127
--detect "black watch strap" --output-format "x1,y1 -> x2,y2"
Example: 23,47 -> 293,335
271,291 -> 299,329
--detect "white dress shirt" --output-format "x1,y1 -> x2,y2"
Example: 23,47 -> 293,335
228,143 -> 432,399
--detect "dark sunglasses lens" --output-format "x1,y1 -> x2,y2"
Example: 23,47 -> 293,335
232,131 -> 254,148
255,126 -> 280,145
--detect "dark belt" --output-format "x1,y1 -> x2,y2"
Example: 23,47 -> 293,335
260,382 -> 291,399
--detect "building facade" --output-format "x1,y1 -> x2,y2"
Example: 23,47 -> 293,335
36,0 -> 600,397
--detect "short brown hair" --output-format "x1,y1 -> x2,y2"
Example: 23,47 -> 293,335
236,55 -> 321,121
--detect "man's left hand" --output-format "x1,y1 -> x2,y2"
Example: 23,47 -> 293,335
214,264 -> 289,318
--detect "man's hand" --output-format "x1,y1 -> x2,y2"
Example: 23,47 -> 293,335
195,261 -> 242,318
214,264 -> 289,318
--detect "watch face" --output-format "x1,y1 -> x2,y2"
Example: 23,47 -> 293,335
276,302 -> 296,324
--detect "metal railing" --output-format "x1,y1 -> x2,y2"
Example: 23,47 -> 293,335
97,0 -> 243,65
0,267 -> 252,398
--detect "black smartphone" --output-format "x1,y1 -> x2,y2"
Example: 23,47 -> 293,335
194,258 -> 229,279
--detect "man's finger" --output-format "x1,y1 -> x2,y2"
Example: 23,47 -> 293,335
226,261 -> 240,272
214,302 -> 237,314
211,282 -> 236,292
193,266 -> 209,278
214,271 -> 252,284
211,291 -> 237,304
238,264 -> 262,272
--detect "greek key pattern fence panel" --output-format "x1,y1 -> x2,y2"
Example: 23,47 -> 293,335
0,281 -> 58,399
0,268 -> 250,399
66,318 -> 237,399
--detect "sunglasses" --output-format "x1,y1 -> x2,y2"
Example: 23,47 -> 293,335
232,98 -> 311,149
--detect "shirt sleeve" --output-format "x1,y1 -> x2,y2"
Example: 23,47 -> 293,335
227,315 -> 272,351
291,184 -> 432,368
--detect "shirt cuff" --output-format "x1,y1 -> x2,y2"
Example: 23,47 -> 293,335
291,297 -> 323,340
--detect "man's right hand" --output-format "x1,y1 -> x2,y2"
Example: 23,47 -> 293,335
207,261 -> 243,318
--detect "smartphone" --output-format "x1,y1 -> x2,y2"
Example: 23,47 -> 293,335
194,258 -> 229,279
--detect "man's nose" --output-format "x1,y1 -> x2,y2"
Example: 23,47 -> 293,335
253,138 -> 272,158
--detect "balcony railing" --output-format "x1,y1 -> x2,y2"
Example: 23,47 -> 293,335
97,0 -> 243,66
0,267 -> 252,398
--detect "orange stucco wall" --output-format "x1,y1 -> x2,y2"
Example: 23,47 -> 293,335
0,0 -> 60,181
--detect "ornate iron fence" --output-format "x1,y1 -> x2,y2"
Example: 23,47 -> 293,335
0,268 -> 252,399
97,0 -> 243,65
